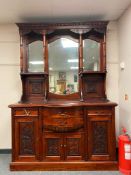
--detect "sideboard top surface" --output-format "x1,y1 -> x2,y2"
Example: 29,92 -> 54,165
9,100 -> 117,108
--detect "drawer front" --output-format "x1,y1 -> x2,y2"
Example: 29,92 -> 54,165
43,107 -> 84,117
87,108 -> 112,116
43,108 -> 84,132
14,108 -> 38,117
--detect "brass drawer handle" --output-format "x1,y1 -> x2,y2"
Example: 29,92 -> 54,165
24,109 -> 31,116
60,113 -> 66,116
58,113 -> 70,118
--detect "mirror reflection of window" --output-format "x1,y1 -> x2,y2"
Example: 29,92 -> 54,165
48,38 -> 79,95
83,39 -> 100,71
28,40 -> 44,72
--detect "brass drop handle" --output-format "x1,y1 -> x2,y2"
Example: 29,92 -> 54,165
24,109 -> 31,116
60,144 -> 66,147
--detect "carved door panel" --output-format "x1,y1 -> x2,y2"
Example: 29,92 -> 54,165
87,110 -> 114,161
43,132 -> 63,161
14,115 -> 39,162
64,132 -> 84,161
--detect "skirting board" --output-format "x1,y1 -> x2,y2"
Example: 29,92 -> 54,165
0,149 -> 11,154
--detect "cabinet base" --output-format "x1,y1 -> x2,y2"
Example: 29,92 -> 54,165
10,161 -> 118,171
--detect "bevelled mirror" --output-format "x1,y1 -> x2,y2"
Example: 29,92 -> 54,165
48,37 -> 79,95
83,39 -> 100,71
28,40 -> 44,72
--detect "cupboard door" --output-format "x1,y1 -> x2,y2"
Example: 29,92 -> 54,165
43,132 -> 63,161
13,110 -> 39,162
87,109 -> 116,161
64,132 -> 84,161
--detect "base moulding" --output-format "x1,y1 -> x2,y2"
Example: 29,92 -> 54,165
10,161 -> 118,171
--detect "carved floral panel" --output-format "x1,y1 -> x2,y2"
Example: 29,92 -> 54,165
29,80 -> 43,94
66,138 -> 80,156
46,138 -> 60,156
92,121 -> 108,154
19,122 -> 35,155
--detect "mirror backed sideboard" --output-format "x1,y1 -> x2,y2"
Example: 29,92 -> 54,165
9,22 -> 118,171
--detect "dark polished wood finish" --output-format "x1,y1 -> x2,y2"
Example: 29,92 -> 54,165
20,73 -> 48,103
9,22 -> 118,171
80,71 -> 107,101
10,161 -> 118,171
10,102 -> 117,170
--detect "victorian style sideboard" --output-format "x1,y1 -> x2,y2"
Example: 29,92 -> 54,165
9,22 -> 118,171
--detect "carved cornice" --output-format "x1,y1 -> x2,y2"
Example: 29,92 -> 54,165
17,21 -> 108,35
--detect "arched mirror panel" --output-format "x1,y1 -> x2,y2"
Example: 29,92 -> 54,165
83,39 -> 100,71
28,40 -> 44,72
48,38 -> 79,95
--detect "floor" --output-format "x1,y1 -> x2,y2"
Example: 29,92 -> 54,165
0,154 -> 121,175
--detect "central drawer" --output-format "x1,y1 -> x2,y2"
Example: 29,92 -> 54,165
42,107 -> 84,132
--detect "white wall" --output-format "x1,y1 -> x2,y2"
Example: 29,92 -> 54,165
0,23 -> 119,149
118,5 -> 131,135
0,24 -> 21,149
106,21 -> 119,139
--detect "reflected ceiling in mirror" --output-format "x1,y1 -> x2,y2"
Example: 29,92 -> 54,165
48,38 -> 79,95
28,40 -> 44,72
83,39 -> 100,71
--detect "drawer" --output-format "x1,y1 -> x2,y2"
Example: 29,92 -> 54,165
14,108 -> 38,116
87,108 -> 112,115
43,107 -> 84,118
43,107 -> 84,132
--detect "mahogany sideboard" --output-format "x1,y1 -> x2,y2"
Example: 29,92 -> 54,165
9,101 -> 117,171
9,22 -> 118,170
